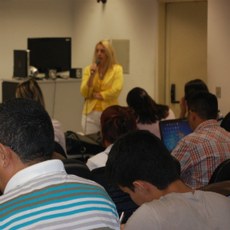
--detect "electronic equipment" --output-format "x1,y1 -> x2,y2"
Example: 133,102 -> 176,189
27,37 -> 71,74
159,119 -> 192,152
13,50 -> 30,78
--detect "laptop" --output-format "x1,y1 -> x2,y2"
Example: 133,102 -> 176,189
159,119 -> 192,152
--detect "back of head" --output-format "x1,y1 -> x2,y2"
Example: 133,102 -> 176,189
184,79 -> 209,101
187,91 -> 218,120
101,105 -> 136,145
126,87 -> 151,108
0,98 -> 54,163
126,87 -> 168,123
15,78 -> 45,107
106,130 -> 180,190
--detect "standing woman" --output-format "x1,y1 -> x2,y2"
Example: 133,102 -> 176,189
80,40 -> 124,135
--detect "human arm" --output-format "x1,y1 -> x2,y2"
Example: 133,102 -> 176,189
171,141 -> 193,181
80,65 -> 98,99
99,65 -> 124,101
179,97 -> 187,118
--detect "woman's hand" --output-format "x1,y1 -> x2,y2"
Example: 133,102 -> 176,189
93,92 -> 103,100
90,63 -> 98,77
87,63 -> 98,87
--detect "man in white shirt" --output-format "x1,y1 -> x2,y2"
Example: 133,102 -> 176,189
0,98 -> 119,230
105,130 -> 230,230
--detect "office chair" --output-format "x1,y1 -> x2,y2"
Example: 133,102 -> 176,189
209,159 -> 230,184
220,112 -> 230,132
54,141 -> 67,158
62,159 -> 92,180
91,167 -> 138,223
200,180 -> 230,197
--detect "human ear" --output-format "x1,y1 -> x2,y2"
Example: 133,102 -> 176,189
133,181 -> 147,193
0,144 -> 10,168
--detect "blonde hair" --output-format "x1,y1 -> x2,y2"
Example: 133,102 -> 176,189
93,39 -> 118,71
15,78 -> 45,108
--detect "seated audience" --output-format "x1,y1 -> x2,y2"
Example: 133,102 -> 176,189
126,87 -> 175,139
86,105 -> 137,171
87,105 -> 138,222
0,98 -> 119,229
179,78 -> 209,119
15,78 -> 67,154
105,130 -> 230,230
172,91 -> 230,189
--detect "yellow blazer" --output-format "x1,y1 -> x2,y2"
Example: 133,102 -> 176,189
80,64 -> 124,115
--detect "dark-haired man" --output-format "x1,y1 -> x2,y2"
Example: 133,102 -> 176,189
172,91 -> 230,189
0,98 -> 119,229
106,130 -> 230,230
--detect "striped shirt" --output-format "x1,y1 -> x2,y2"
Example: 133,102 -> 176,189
0,160 -> 119,230
171,120 -> 230,189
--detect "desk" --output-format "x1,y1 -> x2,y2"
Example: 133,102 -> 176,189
1,78 -> 84,133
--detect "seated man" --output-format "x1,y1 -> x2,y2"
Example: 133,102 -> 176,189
0,98 -> 119,229
105,130 -> 230,230
171,91 -> 230,189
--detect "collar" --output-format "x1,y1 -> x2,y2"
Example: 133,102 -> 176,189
4,159 -> 65,194
104,144 -> 113,155
195,119 -> 218,131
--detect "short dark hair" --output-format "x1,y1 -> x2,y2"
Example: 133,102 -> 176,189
100,105 -> 136,144
187,91 -> 218,120
105,130 -> 180,190
184,79 -> 209,101
0,98 -> 54,163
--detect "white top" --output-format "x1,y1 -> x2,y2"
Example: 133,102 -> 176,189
125,190 -> 230,230
137,108 -> 175,139
1,159 -> 120,230
52,119 -> 66,153
86,144 -> 113,171
4,160 -> 65,194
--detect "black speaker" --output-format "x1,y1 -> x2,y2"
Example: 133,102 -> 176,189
13,50 -> 30,78
70,68 -> 82,78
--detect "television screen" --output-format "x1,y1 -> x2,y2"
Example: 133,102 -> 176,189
27,37 -> 71,73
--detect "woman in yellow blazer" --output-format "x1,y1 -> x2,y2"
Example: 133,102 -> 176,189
80,40 -> 124,134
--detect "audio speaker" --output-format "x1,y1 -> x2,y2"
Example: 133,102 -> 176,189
70,68 -> 82,78
13,50 -> 30,78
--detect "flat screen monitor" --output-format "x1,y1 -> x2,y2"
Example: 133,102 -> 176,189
27,37 -> 71,73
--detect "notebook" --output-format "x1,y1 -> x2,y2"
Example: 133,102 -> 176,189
159,119 -> 192,152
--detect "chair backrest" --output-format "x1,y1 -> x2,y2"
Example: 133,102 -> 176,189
220,112 -> 230,132
209,159 -> 230,184
54,141 -> 66,158
200,180 -> 230,197
62,159 -> 92,180
91,167 -> 138,224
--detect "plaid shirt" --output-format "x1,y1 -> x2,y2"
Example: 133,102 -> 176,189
172,119 -> 230,189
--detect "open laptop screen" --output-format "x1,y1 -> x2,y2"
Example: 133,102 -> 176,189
159,119 -> 192,152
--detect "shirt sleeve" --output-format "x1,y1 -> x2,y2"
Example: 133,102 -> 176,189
171,140 -> 192,175
80,66 -> 94,98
